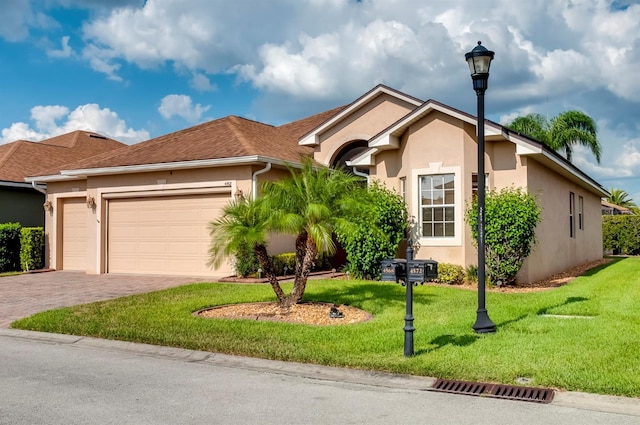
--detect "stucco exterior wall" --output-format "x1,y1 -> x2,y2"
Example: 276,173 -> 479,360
520,158 -> 603,283
313,94 -> 416,166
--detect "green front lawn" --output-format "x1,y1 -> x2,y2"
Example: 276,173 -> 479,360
11,257 -> 640,397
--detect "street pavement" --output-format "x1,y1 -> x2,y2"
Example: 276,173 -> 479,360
1,271 -> 640,423
1,329 -> 640,425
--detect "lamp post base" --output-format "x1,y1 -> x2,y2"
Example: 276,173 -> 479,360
473,309 -> 496,334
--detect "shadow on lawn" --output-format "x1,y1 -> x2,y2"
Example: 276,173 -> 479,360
305,282 -> 435,311
581,256 -> 625,277
536,296 -> 589,316
415,334 -> 480,355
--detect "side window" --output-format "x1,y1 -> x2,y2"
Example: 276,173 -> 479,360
578,196 -> 584,230
569,192 -> 575,238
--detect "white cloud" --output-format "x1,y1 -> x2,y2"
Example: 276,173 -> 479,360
0,103 -> 149,145
158,94 -> 210,123
47,35 -> 73,58
190,73 -> 216,92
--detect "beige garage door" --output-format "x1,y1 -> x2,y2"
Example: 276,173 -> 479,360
107,193 -> 230,276
61,198 -> 87,271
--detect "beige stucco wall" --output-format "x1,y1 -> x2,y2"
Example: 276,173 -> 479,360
313,93 -> 417,166
365,110 -> 600,284
520,158 -> 603,283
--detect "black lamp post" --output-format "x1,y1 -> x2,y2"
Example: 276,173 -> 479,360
465,41 -> 497,334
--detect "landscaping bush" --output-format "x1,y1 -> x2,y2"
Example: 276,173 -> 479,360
20,227 -> 45,271
0,222 -> 22,272
603,215 -> 640,255
466,187 -> 541,286
271,252 -> 296,276
336,182 -> 407,279
436,263 -> 465,285
233,241 -> 260,277
465,264 -> 478,284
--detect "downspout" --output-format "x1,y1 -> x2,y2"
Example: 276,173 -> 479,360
31,181 -> 47,195
352,167 -> 370,186
252,162 -> 272,200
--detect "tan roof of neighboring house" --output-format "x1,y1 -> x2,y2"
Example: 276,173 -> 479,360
47,106 -> 346,175
0,131 -> 126,183
601,200 -> 630,212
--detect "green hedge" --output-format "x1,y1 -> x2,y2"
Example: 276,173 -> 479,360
436,263 -> 466,285
20,227 -> 45,271
0,222 -> 22,272
603,215 -> 640,255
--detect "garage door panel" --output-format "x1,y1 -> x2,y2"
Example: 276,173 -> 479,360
62,198 -> 87,271
108,194 -> 230,276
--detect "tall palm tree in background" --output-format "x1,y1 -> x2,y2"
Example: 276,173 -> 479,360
508,110 -> 601,163
607,188 -> 637,209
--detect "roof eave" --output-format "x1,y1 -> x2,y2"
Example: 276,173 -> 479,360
29,155 -> 304,181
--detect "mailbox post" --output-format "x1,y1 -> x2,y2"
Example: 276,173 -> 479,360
404,239 -> 415,357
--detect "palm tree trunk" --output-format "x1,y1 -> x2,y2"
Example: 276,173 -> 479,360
286,233 -> 317,306
253,243 -> 287,304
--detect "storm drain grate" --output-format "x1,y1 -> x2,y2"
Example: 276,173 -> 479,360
431,379 -> 554,404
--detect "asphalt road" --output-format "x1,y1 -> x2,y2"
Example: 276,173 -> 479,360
1,330 -> 639,425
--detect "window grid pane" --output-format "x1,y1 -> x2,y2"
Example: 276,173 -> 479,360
420,174 -> 455,238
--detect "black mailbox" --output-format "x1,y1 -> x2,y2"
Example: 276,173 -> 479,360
407,260 -> 438,285
380,258 -> 406,283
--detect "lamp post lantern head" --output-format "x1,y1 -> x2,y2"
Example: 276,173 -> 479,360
465,41 -> 494,93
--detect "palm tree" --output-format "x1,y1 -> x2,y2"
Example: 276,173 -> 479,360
262,160 -> 362,306
208,196 -> 287,303
209,159 -> 363,308
507,110 -> 601,163
607,188 -> 637,209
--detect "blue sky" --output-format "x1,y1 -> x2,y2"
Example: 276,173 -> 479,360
1,0 -> 639,201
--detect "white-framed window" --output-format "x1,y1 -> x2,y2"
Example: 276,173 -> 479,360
419,174 -> 455,238
400,177 -> 406,202
578,195 -> 584,230
569,192 -> 576,238
411,163 -> 461,246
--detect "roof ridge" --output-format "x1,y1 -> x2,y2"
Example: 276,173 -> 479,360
227,116 -> 272,154
0,141 -> 23,169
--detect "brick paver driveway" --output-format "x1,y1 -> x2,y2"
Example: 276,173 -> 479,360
0,271 -> 209,328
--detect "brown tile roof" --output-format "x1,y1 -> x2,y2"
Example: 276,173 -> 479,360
48,106 -> 346,174
0,131 -> 126,182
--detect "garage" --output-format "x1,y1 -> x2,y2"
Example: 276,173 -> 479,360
106,193 -> 231,276
61,198 -> 88,271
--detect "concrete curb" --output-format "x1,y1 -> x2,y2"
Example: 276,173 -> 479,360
2,328 -> 639,416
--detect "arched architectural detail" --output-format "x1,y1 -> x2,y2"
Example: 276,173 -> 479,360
330,140 -> 369,173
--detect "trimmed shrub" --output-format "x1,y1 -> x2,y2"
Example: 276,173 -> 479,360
603,215 -> 640,255
466,187 -> 541,286
272,252 -> 296,276
20,227 -> 45,271
337,182 -> 407,279
0,222 -> 22,273
436,263 -> 465,285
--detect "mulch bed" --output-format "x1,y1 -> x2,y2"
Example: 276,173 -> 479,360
196,302 -> 372,326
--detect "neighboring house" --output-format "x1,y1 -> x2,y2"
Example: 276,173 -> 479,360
601,200 -> 632,215
27,85 -> 608,283
0,131 -> 126,227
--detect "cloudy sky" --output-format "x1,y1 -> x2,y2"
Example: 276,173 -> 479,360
1,0 -> 639,200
